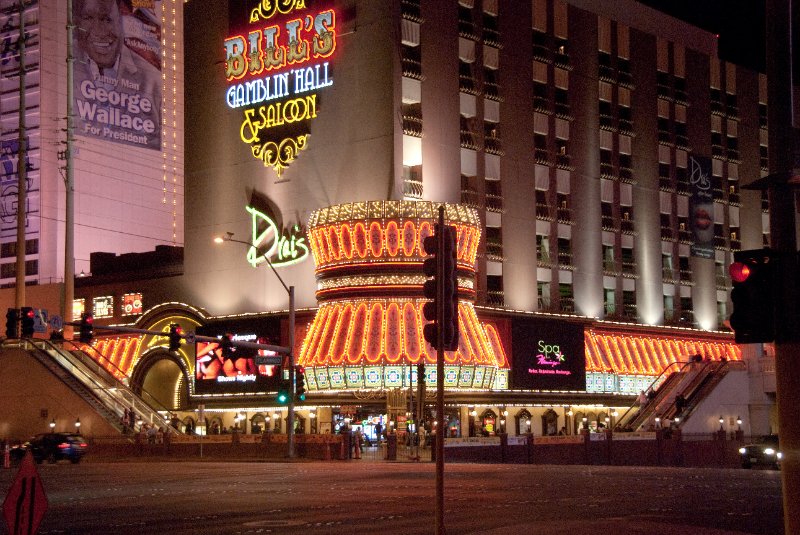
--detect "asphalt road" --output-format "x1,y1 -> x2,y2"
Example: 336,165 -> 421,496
0,460 -> 784,534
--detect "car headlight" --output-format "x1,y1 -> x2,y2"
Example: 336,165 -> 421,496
764,448 -> 775,455
739,447 -> 747,454
777,452 -> 783,460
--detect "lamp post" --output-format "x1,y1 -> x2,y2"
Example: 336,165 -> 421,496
215,232 -> 297,458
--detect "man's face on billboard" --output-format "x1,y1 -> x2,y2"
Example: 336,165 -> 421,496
76,0 -> 123,70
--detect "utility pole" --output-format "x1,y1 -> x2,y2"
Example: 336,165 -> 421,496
765,0 -> 800,532
64,0 -> 76,336
14,0 -> 26,309
434,205 -> 445,535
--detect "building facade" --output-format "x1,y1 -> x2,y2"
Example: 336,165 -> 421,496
1,0 -> 780,438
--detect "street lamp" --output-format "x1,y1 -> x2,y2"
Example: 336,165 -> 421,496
75,417 -> 81,430
49,419 -> 55,432
215,232 -> 297,458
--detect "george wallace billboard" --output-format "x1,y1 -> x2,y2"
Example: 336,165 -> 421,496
73,0 -> 162,150
510,318 -> 586,391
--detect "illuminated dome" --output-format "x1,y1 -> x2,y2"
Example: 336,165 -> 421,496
298,200 -> 508,390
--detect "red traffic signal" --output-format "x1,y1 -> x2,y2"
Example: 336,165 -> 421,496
728,261 -> 751,283
729,249 -> 775,343
79,313 -> 94,343
168,323 -> 183,352
20,307 -> 35,337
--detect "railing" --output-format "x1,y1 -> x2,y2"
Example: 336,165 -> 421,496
19,339 -> 174,433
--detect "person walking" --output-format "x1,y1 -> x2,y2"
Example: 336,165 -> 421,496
354,427 -> 362,459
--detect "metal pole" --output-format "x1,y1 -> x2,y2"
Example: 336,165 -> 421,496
64,0 -> 75,337
766,1 -> 800,532
14,0 -> 26,309
287,285 -> 295,458
435,205 -> 445,535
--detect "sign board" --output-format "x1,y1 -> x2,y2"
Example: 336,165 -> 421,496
48,314 -> 63,331
2,451 -> 48,534
255,355 -> 282,366
33,309 -> 47,333
510,317 -> 586,391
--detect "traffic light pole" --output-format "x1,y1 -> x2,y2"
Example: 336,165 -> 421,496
765,1 -> 800,531
434,205 -> 445,535
217,234 -> 296,458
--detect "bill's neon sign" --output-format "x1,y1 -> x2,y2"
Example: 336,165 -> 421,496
247,205 -> 309,268
225,1 -> 336,177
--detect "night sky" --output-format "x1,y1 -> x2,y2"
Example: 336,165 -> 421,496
638,0 -> 767,73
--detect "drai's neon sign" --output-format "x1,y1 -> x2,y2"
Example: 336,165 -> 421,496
224,1 -> 336,177
246,205 -> 309,268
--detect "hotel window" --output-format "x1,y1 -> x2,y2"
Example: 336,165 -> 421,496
662,253 -> 674,279
604,288 -> 616,315
621,246 -> 634,275
538,281 -> 551,309
537,234 -> 550,264
557,237 -> 571,266
559,282 -> 574,313
622,290 -> 636,319
602,243 -> 615,272
664,294 -> 675,320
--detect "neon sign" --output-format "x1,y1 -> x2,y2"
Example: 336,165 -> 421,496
225,1 -> 337,177
246,205 -> 309,268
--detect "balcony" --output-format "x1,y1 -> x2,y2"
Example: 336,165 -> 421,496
620,219 -> 635,234
401,0 -> 423,22
459,75 -> 478,95
557,251 -> 573,267
486,193 -> 504,213
622,304 -> 638,320
679,269 -> 692,282
538,296 -> 552,311
556,206 -> 572,223
621,261 -> 636,276
603,259 -> 617,274
485,136 -> 504,156
662,267 -> 675,281
659,176 -> 675,192
560,297 -> 575,313
601,215 -> 615,230
485,81 -> 501,101
538,252 -> 552,266
460,189 -> 480,208
402,115 -> 423,137
403,178 -> 423,199
661,226 -> 674,240
536,203 -> 553,220
401,57 -> 423,80
486,290 -> 504,307
460,130 -> 479,150
458,19 -> 478,40
486,240 -> 504,261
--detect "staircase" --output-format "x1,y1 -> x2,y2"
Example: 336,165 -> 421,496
8,338 -> 175,434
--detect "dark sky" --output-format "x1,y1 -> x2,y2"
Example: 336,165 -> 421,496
638,0 -> 767,73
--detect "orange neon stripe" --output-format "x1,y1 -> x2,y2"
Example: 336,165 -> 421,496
340,223 -> 354,259
402,301 -> 421,362
385,221 -> 400,257
368,222 -> 383,258
328,306 -> 348,366
346,303 -> 368,364
331,303 -> 353,363
402,220 -> 416,257
365,302 -> 384,363
385,302 -> 402,363
418,221 -> 433,257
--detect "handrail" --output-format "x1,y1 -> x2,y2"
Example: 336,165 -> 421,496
58,338 -> 176,417
615,359 -> 693,430
21,338 -> 174,432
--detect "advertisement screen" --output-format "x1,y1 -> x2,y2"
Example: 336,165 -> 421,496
194,317 -> 283,394
510,318 -> 586,391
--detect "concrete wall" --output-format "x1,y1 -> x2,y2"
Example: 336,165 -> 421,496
0,348 -> 119,440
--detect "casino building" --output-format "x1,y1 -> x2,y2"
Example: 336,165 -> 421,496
1,0 -> 780,440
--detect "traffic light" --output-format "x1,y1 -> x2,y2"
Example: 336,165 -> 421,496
276,379 -> 292,405
440,225 -> 459,351
5,308 -> 18,338
295,365 -> 306,401
168,323 -> 183,351
421,224 -> 459,351
20,307 -> 35,337
729,248 -> 776,343
79,313 -> 94,343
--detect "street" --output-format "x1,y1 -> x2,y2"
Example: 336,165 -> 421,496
0,460 -> 783,534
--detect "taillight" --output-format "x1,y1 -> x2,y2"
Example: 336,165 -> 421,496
79,443 -> 87,447
58,443 -> 69,449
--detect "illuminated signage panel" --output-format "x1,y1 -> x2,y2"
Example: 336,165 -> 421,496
121,293 -> 143,316
225,0 -> 337,176
194,316 -> 282,394
72,299 -> 85,322
93,296 -> 114,318
511,318 -> 586,391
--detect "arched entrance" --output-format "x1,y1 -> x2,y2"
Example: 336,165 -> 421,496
541,409 -> 558,436
130,350 -> 190,411
516,409 -> 532,435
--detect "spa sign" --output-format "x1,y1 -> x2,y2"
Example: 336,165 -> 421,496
224,0 -> 337,177
510,318 -> 586,391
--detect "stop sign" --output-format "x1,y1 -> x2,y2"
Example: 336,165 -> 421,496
2,451 -> 48,534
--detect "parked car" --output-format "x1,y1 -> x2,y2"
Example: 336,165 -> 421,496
18,433 -> 89,464
739,435 -> 781,469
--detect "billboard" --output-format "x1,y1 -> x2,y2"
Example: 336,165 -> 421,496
194,316 -> 283,394
688,154 -> 714,259
510,318 -> 586,391
73,0 -> 162,150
